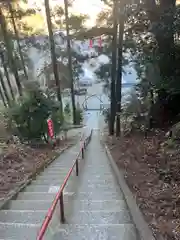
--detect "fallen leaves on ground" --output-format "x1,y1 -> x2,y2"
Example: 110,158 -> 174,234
106,131 -> 180,240
0,139 -> 75,200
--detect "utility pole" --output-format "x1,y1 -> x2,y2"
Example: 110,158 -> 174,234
115,1 -> 125,137
64,0 -> 77,125
45,0 -> 63,112
109,0 -> 118,135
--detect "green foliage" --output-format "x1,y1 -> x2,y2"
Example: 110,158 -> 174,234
51,4 -> 88,34
51,107 -> 64,136
64,102 -> 71,123
102,108 -> 110,124
75,108 -> 83,125
169,122 -> 180,142
7,88 -> 63,142
67,14 -> 88,33
64,102 -> 71,115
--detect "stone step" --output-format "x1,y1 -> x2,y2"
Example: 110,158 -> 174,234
4,200 -> 53,211
75,191 -> 123,201
17,192 -> 56,201
52,224 -> 138,240
42,169 -> 70,175
23,184 -> 62,193
37,174 -> 69,180
49,163 -> 77,168
43,167 -> 70,172
68,210 -> 132,224
40,167 -> 70,173
77,179 -> 117,184
23,184 -> 53,192
0,210 -> 46,224
0,222 -> 40,240
23,182 -> 75,193
50,153 -> 80,162
82,175 -> 115,181
32,177 -> 75,185
17,191 -> 76,201
78,183 -> 120,192
73,200 -> 127,211
81,168 -> 111,172
82,173 -> 115,178
83,164 -> 109,166
39,171 -> 69,177
36,171 -> 77,179
86,170 -> 114,174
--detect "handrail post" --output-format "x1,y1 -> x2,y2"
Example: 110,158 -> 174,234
84,140 -> 86,150
36,129 -> 92,238
82,147 -> 84,159
59,193 -> 65,223
76,159 -> 79,176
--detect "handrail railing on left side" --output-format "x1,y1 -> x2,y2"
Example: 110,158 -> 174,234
37,129 -> 93,240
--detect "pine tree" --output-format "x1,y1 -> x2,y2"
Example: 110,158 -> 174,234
0,69 -> 10,106
8,1 -> 28,80
44,0 -> 63,112
0,7 -> 22,96
0,49 -> 15,100
109,0 -> 118,135
63,0 -> 76,124
115,1 -> 125,137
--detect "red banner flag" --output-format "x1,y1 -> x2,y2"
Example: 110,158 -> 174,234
89,39 -> 93,48
47,119 -> 54,138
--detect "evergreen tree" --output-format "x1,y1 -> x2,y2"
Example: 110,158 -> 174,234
44,0 -> 63,113
8,1 -> 28,80
0,7 -> 22,96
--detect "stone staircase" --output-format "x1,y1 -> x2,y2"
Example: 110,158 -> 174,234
52,132 -> 140,240
0,130 -> 140,240
0,142 -> 83,240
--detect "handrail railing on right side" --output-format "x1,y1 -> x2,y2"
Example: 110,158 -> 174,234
37,129 -> 93,240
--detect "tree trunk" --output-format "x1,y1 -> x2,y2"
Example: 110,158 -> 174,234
109,0 -> 118,135
116,1 -> 125,137
0,51 -> 15,100
44,0 -> 63,112
0,85 -> 7,107
64,0 -> 77,125
0,8 -> 22,96
156,34 -> 175,81
0,69 -> 10,106
8,2 -> 28,81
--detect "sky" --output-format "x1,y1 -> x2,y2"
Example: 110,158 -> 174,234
72,0 -> 104,26
27,0 -> 104,27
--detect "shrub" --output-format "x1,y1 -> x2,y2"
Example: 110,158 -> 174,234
64,102 -> 71,123
64,102 -> 71,115
7,88 -> 64,143
75,107 -> 83,125
102,108 -> 110,124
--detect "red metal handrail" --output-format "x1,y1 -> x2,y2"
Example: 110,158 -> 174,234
37,130 -> 92,240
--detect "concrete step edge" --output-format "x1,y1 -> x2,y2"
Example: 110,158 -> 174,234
0,222 -> 40,227
57,223 -> 135,228
18,192 -> 56,194
7,200 -> 53,203
78,210 -> 129,213
0,210 -> 47,213
74,199 -> 123,202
